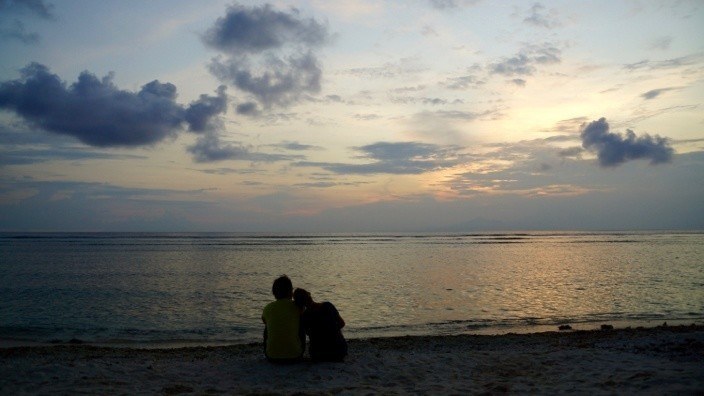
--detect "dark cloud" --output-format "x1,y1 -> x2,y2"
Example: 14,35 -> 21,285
0,147 -> 146,166
490,44 -> 561,76
640,87 -> 682,100
491,54 -> 534,76
0,0 -> 53,43
580,118 -> 674,167
0,63 -> 228,148
185,86 -> 228,132
187,132 -> 305,163
511,78 -> 526,86
209,51 -> 322,108
235,101 -> 260,116
523,3 -> 561,28
269,141 -> 322,151
0,0 -> 54,19
203,3 -> 327,53
0,19 -> 38,43
295,141 -> 466,175
187,133 -> 248,162
203,3 -> 330,109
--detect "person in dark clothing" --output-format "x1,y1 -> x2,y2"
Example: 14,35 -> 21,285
293,288 -> 347,362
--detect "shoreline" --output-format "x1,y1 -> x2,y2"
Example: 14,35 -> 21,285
3,318 -> 700,349
2,324 -> 702,394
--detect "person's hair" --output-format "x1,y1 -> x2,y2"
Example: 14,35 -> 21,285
272,275 -> 293,299
293,288 -> 311,309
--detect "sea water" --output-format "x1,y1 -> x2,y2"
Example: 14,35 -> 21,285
1,231 -> 702,346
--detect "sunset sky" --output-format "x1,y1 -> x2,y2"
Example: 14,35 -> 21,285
1,0 -> 702,232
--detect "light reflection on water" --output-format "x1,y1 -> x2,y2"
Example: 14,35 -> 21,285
0,231 -> 702,345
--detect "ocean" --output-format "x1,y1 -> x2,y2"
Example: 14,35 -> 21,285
1,231 -> 702,347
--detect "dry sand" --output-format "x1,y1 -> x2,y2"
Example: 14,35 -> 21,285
1,325 -> 703,395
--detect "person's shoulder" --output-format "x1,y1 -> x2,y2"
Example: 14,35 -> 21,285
322,301 -> 337,311
263,300 -> 276,312
267,298 -> 297,310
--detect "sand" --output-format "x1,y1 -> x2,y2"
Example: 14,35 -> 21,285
1,325 -> 703,395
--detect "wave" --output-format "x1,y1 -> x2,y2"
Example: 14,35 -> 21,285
3,230 -> 699,248
5,312 -> 702,348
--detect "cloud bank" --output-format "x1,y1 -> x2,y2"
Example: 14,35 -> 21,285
0,63 -> 228,147
580,118 -> 674,167
203,3 -> 330,109
296,141 -> 465,174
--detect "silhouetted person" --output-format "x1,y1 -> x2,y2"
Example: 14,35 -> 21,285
293,288 -> 347,362
262,275 -> 305,363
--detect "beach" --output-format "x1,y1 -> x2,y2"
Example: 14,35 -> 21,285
1,324 -> 702,395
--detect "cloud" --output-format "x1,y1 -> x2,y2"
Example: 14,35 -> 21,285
640,87 -> 683,100
293,181 -> 369,189
523,3 -> 561,28
0,0 -> 54,43
187,132 -> 305,163
344,58 -> 427,79
202,3 -> 327,53
203,3 -> 330,109
0,146 -> 146,166
557,146 -> 584,158
235,101 -> 260,116
0,19 -> 39,43
0,0 -> 54,19
184,86 -> 228,132
580,118 -> 674,167
624,53 -> 703,71
269,141 -> 322,151
649,36 -> 673,51
0,63 -> 229,149
490,43 -> 561,76
295,141 -> 466,174
548,117 -> 590,133
442,75 -> 484,90
427,0 -> 480,10
388,95 -> 462,106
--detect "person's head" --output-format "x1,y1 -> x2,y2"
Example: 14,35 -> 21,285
272,275 -> 293,299
293,288 -> 313,309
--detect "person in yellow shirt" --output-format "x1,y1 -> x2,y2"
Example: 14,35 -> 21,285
262,275 -> 304,362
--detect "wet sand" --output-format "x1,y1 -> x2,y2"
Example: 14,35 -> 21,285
1,324 -> 702,395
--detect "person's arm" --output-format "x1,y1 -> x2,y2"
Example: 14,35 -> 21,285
298,317 -> 306,354
337,314 -> 345,329
328,303 -> 345,329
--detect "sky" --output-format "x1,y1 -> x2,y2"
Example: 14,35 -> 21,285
0,0 -> 703,232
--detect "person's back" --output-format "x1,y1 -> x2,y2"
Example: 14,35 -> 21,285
302,301 -> 347,362
294,288 -> 347,362
262,275 -> 304,362
262,298 -> 303,360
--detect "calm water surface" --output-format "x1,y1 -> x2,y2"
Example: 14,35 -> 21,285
1,231 -> 702,346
